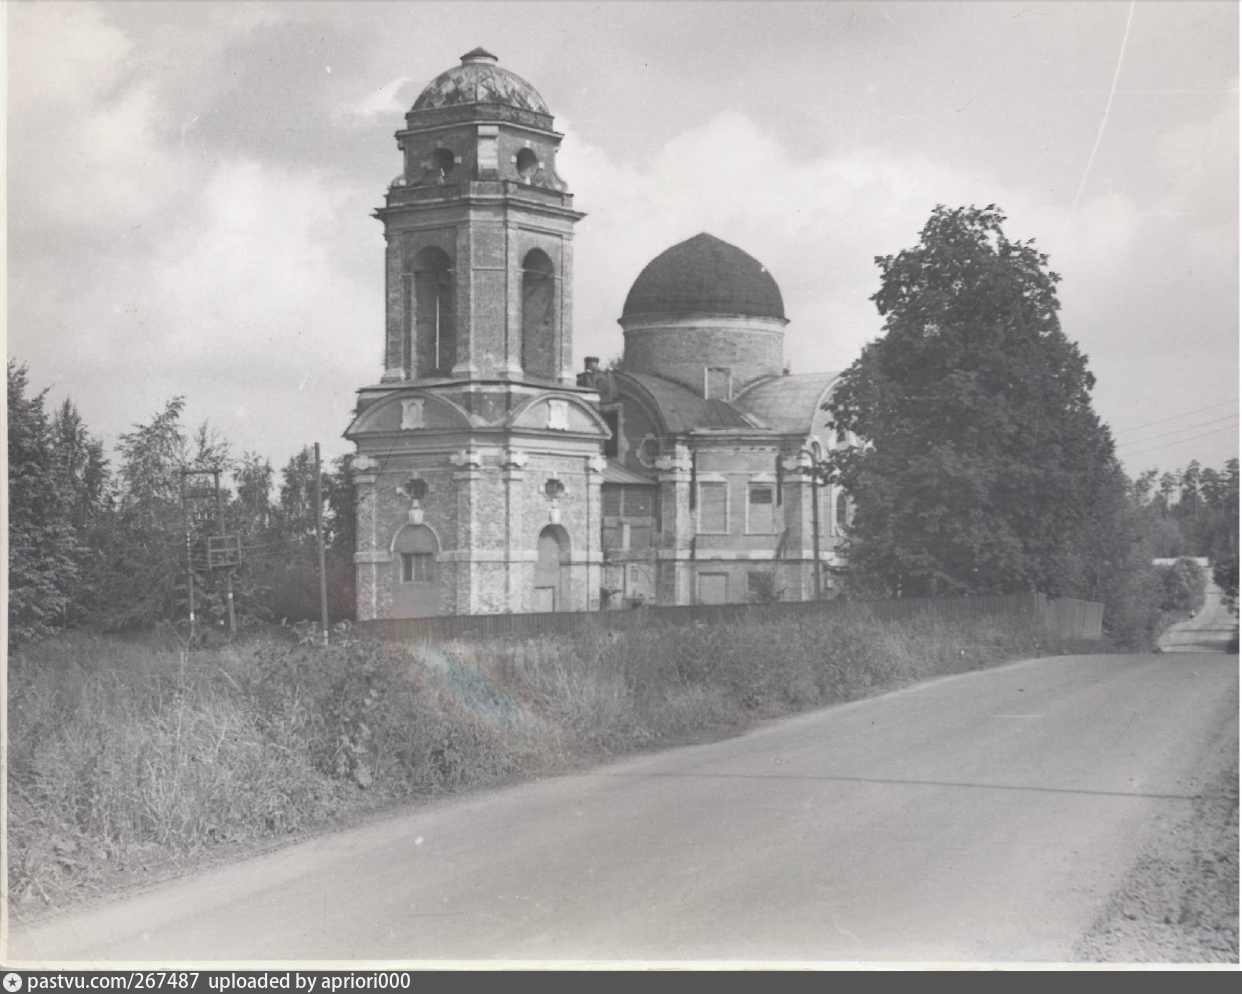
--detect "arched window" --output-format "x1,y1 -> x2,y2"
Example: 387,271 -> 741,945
521,249 -> 555,378
835,490 -> 851,533
411,247 -> 455,377
394,524 -> 438,584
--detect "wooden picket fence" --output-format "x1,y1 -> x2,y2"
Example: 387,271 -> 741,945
360,591 -> 1103,643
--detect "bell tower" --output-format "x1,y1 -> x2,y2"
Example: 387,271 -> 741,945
347,49 -> 608,620
377,47 -> 581,384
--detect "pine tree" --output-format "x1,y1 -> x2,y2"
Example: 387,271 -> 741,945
7,361 -> 80,645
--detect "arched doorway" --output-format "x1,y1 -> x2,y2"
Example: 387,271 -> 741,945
533,524 -> 569,612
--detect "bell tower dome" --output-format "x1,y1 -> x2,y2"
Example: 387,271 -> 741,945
377,48 -> 583,384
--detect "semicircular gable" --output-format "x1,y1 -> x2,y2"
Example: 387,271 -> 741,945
610,373 -> 671,436
508,392 -> 612,436
346,390 -> 476,437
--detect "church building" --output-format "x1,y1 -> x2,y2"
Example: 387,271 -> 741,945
345,49 -> 854,619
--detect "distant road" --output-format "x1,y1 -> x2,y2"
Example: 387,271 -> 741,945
6,652 -> 1237,966
1159,566 -> 1237,653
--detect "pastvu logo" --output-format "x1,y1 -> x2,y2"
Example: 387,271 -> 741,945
3,973 -> 23,993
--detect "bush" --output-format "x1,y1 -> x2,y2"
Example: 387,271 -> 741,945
1158,558 -> 1208,615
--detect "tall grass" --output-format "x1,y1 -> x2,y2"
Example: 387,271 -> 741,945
7,612 -> 1088,911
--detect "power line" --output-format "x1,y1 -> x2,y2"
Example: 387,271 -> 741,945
1112,398 -> 1238,435
1116,413 -> 1240,449
1122,422 -> 1239,459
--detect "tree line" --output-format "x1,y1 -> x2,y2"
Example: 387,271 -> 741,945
822,204 -> 1238,645
7,360 -> 356,648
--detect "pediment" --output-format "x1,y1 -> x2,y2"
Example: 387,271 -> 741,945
508,393 -> 612,435
345,390 -> 476,437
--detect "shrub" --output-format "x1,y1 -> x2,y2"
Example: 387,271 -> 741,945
1158,558 -> 1208,615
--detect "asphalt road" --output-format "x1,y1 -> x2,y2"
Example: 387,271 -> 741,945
1159,566 -> 1237,653
6,652 -> 1237,966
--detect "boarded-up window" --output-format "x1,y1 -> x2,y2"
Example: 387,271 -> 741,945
705,366 -> 732,400
602,523 -> 624,550
602,485 -> 622,517
698,572 -> 729,605
747,484 -> 776,533
623,488 -> 653,517
629,524 -> 654,548
699,482 -> 728,533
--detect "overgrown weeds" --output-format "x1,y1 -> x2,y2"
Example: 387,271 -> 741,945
7,612 -> 1095,913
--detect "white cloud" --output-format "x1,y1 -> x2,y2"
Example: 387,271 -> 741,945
7,2 -> 134,113
559,109 -> 1050,376
340,76 -> 414,120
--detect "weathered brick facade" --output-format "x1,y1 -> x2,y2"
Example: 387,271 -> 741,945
347,50 -> 854,619
347,49 -> 606,618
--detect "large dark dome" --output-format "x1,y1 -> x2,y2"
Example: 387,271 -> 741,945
622,233 -> 785,320
412,48 -> 549,115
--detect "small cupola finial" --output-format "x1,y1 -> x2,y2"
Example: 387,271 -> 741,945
460,47 -> 499,64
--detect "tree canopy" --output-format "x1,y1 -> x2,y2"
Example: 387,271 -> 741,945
824,205 -> 1124,600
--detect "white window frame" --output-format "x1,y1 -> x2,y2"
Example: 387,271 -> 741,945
401,551 -> 435,583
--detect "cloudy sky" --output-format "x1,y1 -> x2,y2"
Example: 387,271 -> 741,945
6,1 -> 1238,477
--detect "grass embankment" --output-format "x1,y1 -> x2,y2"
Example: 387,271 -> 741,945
8,613 -> 1103,913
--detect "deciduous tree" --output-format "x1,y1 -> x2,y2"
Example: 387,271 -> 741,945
825,205 -> 1127,603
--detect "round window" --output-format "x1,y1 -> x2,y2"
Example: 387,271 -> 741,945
432,148 -> 455,177
637,436 -> 661,468
516,148 -> 538,180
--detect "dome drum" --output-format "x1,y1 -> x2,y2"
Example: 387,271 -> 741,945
621,314 -> 786,398
618,233 -> 788,397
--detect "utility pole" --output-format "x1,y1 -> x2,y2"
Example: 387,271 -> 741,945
180,470 -> 196,641
213,467 -> 236,635
811,465 -> 823,600
801,450 -> 824,600
314,443 -> 330,646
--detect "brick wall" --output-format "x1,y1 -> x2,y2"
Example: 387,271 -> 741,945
622,314 -> 786,396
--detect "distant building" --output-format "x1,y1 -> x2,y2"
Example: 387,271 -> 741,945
346,49 -> 854,618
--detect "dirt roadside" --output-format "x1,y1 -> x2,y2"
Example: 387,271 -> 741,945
1073,691 -> 1239,963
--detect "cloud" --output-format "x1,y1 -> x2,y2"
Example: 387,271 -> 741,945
559,109 -> 1046,375
340,76 -> 414,120
7,2 -> 134,112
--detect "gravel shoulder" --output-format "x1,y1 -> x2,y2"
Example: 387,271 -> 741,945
1074,679 -> 1239,963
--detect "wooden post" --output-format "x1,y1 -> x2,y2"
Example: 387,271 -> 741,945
180,470 -> 196,642
213,468 -> 236,635
315,443 -> 330,646
811,468 -> 822,601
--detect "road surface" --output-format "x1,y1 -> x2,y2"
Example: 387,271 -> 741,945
6,652 -> 1238,966
1159,565 -> 1237,653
